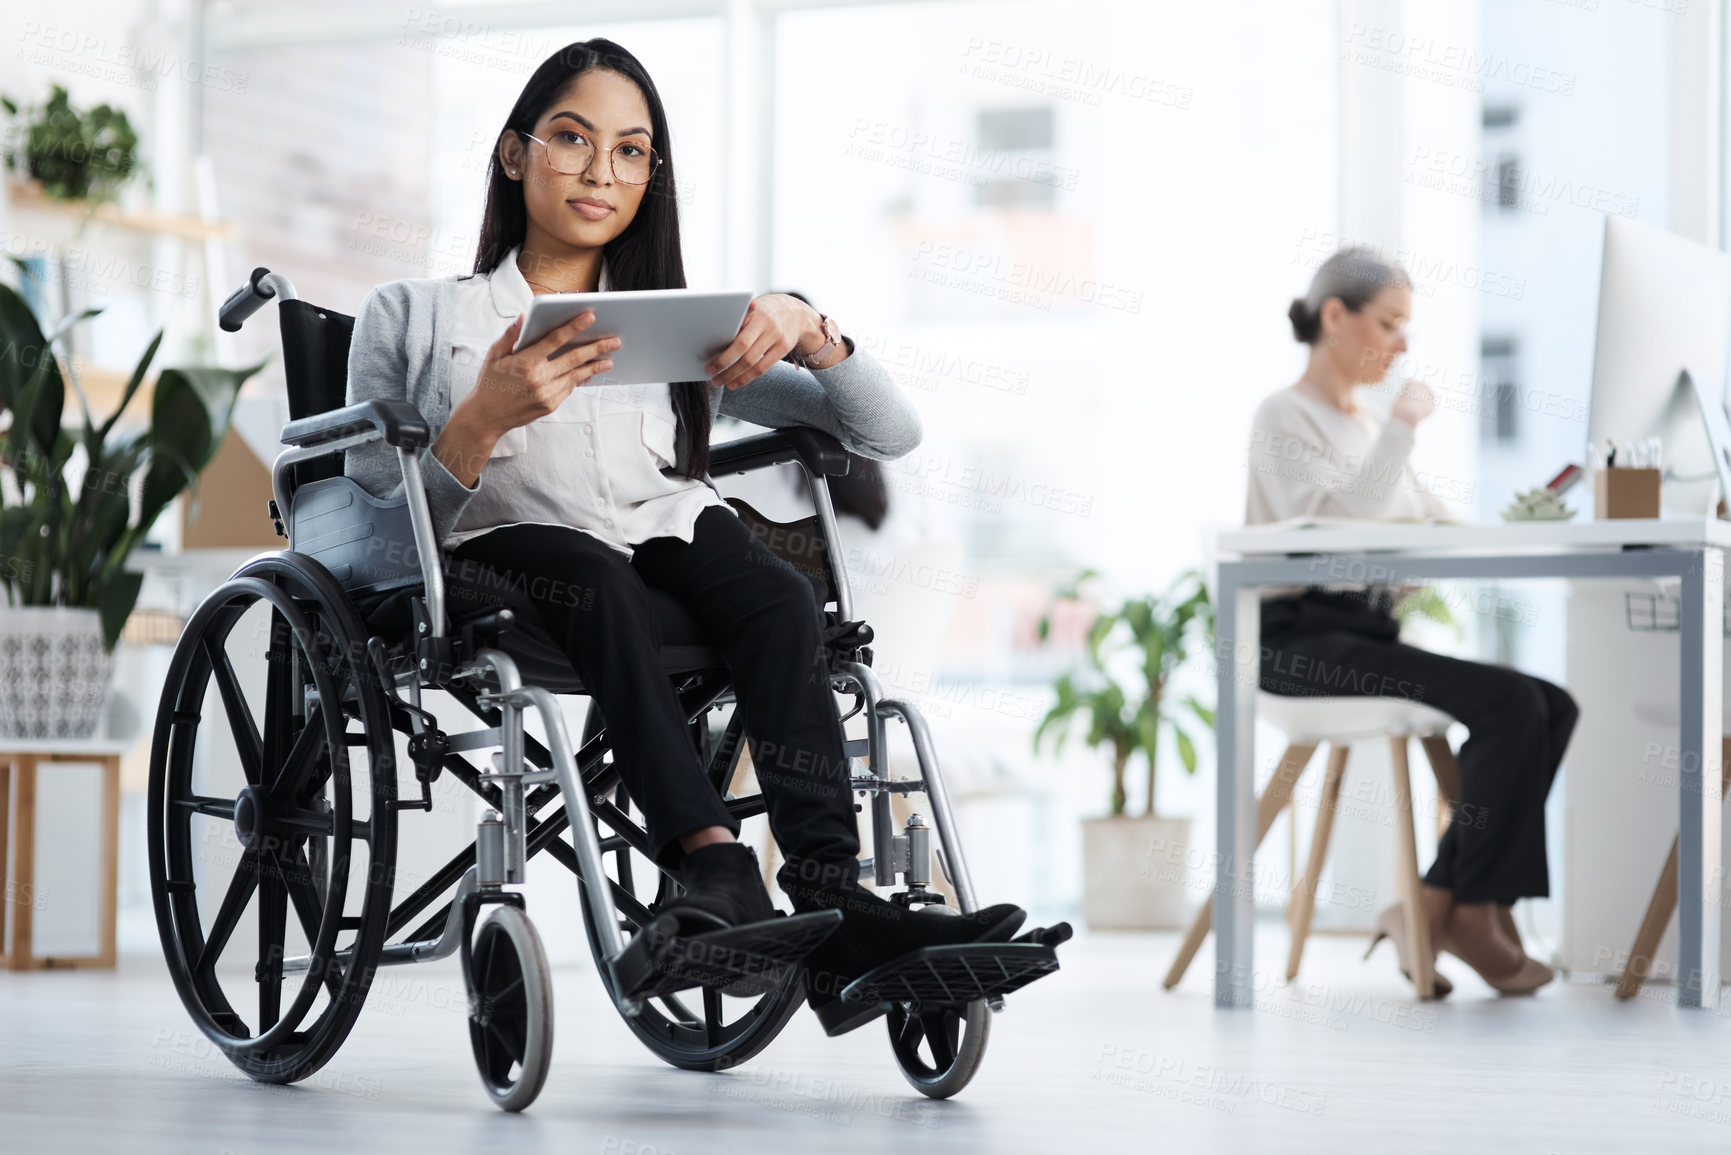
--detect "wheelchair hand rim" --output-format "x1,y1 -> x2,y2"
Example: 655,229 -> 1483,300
148,569 -> 370,1060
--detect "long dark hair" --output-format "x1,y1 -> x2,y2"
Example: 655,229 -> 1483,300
474,38 -> 710,479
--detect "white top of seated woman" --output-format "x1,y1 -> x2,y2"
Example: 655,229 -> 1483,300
442,246 -> 727,556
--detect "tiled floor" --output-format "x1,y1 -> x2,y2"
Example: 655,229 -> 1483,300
4,923 -> 1729,1154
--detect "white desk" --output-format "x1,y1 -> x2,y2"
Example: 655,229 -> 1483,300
1210,519 -> 1729,1009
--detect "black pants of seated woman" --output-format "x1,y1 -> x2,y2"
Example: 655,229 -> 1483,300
1258,591 -> 1578,905
446,505 -> 859,889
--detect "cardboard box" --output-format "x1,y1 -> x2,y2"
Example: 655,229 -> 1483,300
1593,467 -> 1662,519
180,428 -> 282,548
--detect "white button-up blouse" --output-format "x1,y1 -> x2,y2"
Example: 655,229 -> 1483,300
442,248 -> 727,556
344,249 -> 923,553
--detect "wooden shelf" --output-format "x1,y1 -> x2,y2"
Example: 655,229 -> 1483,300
5,180 -> 233,243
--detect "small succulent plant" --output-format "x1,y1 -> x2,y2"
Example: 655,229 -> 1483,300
1501,486 -> 1575,523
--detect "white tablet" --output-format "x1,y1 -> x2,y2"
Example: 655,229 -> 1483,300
512,288 -> 754,386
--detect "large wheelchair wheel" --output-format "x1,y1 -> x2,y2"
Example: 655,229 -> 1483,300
148,552 -> 399,1085
887,1000 -> 991,1099
577,705 -> 806,1072
466,904 -> 554,1112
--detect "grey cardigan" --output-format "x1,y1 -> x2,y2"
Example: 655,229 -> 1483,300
343,274 -> 923,545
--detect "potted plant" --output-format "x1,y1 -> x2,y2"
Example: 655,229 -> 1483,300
1035,569 -> 1215,930
0,274 -> 260,737
2,84 -> 140,203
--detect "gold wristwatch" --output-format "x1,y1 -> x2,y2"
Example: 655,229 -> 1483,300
792,313 -> 844,369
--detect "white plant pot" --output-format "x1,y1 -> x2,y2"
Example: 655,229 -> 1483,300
0,606 -> 118,739
1081,814 -> 1194,931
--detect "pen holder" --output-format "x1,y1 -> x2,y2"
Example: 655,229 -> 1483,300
1593,467 -> 1661,519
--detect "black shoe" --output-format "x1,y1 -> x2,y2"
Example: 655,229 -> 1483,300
656,843 -> 778,936
785,874 -> 1026,1036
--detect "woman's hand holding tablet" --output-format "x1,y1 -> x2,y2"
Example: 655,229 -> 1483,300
512,288 -> 754,387
706,292 -> 840,389
434,288 -> 829,485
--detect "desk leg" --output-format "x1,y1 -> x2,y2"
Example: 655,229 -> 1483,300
99,755 -> 119,968
1678,547 -> 1723,1009
8,755 -> 36,972
0,757 -> 10,963
1214,580 -> 1260,1008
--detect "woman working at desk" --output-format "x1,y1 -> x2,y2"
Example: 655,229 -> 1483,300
1246,246 -> 1571,996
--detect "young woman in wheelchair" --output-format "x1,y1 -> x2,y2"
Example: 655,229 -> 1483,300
343,38 -> 1025,1035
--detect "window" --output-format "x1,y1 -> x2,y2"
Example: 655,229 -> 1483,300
1482,104 -> 1521,214
1481,336 -> 1521,443
974,106 -> 1060,209
1481,104 -> 1519,131
1494,155 -> 1522,211
977,106 -> 1054,151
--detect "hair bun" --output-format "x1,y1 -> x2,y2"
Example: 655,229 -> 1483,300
1288,298 -> 1319,344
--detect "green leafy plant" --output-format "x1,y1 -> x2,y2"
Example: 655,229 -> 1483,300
0,271 -> 261,646
2,84 -> 139,202
1395,586 -> 1461,641
1034,569 -> 1215,818
1501,485 -> 1575,523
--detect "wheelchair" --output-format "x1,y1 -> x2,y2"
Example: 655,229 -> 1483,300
146,267 -> 1069,1112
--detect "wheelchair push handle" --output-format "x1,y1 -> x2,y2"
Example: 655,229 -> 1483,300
220,267 -> 298,332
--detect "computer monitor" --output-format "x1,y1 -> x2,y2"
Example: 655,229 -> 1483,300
1587,215 -> 1731,518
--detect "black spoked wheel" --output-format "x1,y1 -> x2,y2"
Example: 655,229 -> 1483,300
577,703 -> 805,1072
887,1000 -> 990,1099
148,552 -> 398,1084
466,905 -> 554,1112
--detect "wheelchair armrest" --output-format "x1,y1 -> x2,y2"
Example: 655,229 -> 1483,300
710,427 -> 850,478
281,399 -> 431,452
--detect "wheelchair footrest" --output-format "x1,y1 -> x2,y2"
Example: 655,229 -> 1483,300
839,924 -> 1071,1009
615,909 -> 844,1001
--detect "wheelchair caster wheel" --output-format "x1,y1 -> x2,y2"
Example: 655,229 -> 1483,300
887,999 -> 990,1099
465,905 -> 554,1112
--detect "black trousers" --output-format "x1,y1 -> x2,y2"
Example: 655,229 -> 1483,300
1259,592 -> 1578,904
447,507 -> 859,878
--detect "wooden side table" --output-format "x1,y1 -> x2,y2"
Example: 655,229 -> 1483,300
0,740 -> 128,970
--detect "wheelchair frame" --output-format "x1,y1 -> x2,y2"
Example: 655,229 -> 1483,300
148,269 -> 1062,1113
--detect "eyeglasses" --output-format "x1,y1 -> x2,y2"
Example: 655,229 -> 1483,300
515,129 -> 662,185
